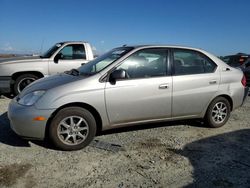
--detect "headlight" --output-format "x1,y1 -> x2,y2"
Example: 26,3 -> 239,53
18,90 -> 46,106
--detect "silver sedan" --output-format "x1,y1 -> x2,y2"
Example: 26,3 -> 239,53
8,45 -> 248,150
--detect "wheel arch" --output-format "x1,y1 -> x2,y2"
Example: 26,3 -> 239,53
202,94 -> 233,118
216,94 -> 233,111
11,71 -> 44,81
204,94 -> 233,128
45,102 -> 103,139
11,71 -> 45,94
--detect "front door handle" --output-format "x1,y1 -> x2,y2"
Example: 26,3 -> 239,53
159,84 -> 169,89
209,80 -> 217,84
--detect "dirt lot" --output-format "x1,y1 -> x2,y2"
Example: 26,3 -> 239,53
0,96 -> 250,188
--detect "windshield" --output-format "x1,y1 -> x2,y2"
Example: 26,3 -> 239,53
222,55 -> 250,67
41,43 -> 63,58
78,47 -> 134,76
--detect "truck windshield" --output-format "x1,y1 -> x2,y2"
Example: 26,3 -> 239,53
78,47 -> 134,76
41,43 -> 63,58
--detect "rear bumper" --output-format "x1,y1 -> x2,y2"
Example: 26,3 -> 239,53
0,76 -> 11,93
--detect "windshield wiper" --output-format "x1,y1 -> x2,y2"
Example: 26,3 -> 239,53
80,72 -> 95,76
64,69 -> 80,76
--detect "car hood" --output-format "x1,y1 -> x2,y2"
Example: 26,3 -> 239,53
19,73 -> 83,97
0,56 -> 45,65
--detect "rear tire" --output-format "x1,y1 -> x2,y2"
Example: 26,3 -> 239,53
49,107 -> 96,151
13,74 -> 39,95
205,97 -> 231,128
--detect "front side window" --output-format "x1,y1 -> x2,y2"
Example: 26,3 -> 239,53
173,49 -> 217,75
59,44 -> 86,60
115,48 -> 168,79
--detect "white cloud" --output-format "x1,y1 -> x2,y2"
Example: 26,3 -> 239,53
0,43 -> 14,52
3,46 -> 13,51
0,43 -> 38,54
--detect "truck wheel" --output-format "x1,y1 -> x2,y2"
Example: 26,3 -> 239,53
13,74 -> 39,95
49,107 -> 97,151
205,97 -> 231,128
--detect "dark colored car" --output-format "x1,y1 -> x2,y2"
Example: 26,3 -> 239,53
222,53 -> 250,87
242,58 -> 250,87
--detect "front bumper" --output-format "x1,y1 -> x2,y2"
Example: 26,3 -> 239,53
0,76 -> 11,93
8,98 -> 55,140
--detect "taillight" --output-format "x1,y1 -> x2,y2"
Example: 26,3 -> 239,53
239,58 -> 245,64
241,75 -> 247,87
239,56 -> 247,65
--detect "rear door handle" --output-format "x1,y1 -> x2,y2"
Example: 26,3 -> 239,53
159,84 -> 169,89
222,67 -> 231,71
209,80 -> 217,84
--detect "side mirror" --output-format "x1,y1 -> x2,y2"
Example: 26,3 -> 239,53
54,53 -> 63,63
109,69 -> 127,84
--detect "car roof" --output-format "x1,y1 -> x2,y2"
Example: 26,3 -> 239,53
123,44 -> 205,51
60,41 -> 88,44
119,45 -> 230,67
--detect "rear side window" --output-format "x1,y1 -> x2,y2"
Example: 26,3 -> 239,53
173,49 -> 217,75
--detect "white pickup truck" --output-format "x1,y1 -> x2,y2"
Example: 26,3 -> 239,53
0,41 -> 95,95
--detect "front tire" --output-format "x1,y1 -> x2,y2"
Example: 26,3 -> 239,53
13,74 -> 39,95
205,97 -> 231,128
49,107 -> 96,151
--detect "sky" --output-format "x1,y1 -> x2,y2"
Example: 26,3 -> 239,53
0,0 -> 249,56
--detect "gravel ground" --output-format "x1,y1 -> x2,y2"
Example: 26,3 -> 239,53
0,96 -> 250,188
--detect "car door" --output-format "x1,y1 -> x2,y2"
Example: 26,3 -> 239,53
49,44 -> 88,74
105,48 -> 172,125
171,49 -> 219,117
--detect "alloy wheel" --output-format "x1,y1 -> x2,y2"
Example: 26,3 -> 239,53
211,102 -> 228,124
57,116 -> 89,146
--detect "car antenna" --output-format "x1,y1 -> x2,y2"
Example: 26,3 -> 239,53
40,38 -> 45,55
